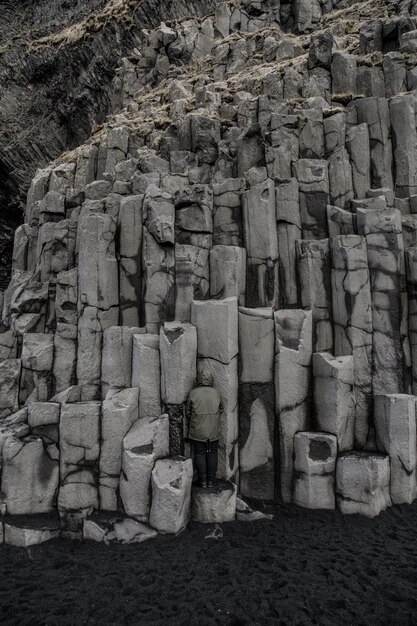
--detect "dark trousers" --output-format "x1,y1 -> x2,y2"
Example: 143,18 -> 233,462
193,440 -> 219,483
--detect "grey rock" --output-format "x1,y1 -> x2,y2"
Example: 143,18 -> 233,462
374,394 -> 416,505
191,480 -> 237,523
99,388 -> 139,510
149,457 -> 193,533
296,239 -> 333,353
160,322 -> 197,404
336,452 -> 391,517
131,334 -> 161,418
1,435 -> 59,515
120,414 -> 169,522
102,326 -> 143,399
313,352 -> 355,452
330,235 -> 373,447
293,159 -> 329,240
293,432 -> 337,510
275,310 -> 312,502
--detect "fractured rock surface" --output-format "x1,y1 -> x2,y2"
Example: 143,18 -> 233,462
3,0 -> 417,534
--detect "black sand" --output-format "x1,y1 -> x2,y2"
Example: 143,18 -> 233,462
1,501 -> 417,626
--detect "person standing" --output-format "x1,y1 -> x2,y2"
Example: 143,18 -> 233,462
186,369 -> 223,488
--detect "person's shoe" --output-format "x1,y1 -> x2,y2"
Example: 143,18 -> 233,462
199,479 -> 207,488
207,479 -> 215,488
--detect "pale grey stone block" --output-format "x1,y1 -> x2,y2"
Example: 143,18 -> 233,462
296,239 -> 333,353
131,334 -> 161,418
101,326 -> 143,399
209,245 -> 246,305
293,432 -> 337,510
239,307 -> 274,383
191,480 -> 237,523
160,322 -> 197,404
150,457 -> 193,534
100,388 -> 139,511
275,310 -> 313,502
313,352 -> 355,451
331,235 -> 373,447
374,394 -> 417,505
336,452 -> 391,517
1,435 -> 59,515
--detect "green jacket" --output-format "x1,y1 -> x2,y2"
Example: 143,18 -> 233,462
186,370 -> 223,442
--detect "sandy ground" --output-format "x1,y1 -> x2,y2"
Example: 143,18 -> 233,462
1,500 -> 417,626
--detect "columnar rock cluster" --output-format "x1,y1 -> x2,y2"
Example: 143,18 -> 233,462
2,0 -> 417,545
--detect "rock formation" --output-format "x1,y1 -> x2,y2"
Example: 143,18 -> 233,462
2,0 -> 417,545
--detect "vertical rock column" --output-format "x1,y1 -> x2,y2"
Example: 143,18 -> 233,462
293,432 -> 337,510
276,179 -> 301,307
101,326 -> 143,399
389,94 -> 417,199
297,239 -> 333,353
144,185 -> 175,330
242,177 -> 279,308
77,213 -> 119,400
160,322 -> 197,456
131,333 -> 161,418
357,208 -> 409,395
99,387 -> 139,511
191,297 -> 239,480
59,401 -> 101,513
20,333 -> 54,404
313,352 -> 355,451
275,310 -> 313,502
374,394 -> 416,504
406,246 -> 417,394
209,245 -> 246,305
54,268 -> 78,395
356,97 -> 393,191
293,159 -> 329,240
330,235 -> 373,447
238,307 -> 275,500
118,195 -> 143,327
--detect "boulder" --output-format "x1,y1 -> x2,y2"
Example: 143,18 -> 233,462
293,432 -> 337,510
149,457 -> 193,534
191,480 -> 237,523
336,452 -> 391,518
84,513 -> 157,544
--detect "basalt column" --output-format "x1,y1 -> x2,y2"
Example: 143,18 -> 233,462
238,306 -> 275,500
160,322 -> 197,457
275,309 -> 313,502
330,235 -> 373,447
191,297 -> 239,480
357,208 -> 409,395
77,213 -> 119,400
297,239 -> 333,353
242,175 -> 279,308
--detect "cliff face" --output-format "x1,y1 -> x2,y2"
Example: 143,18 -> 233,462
2,0 -> 417,543
0,0 -> 221,286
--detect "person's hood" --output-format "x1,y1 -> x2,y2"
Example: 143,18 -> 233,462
197,369 -> 214,387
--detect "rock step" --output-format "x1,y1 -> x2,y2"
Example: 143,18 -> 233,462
83,511 -> 158,544
0,513 -> 62,547
191,480 -> 237,523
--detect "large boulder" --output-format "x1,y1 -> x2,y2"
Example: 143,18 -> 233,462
336,452 -> 391,518
191,480 -> 237,523
149,457 -> 193,534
